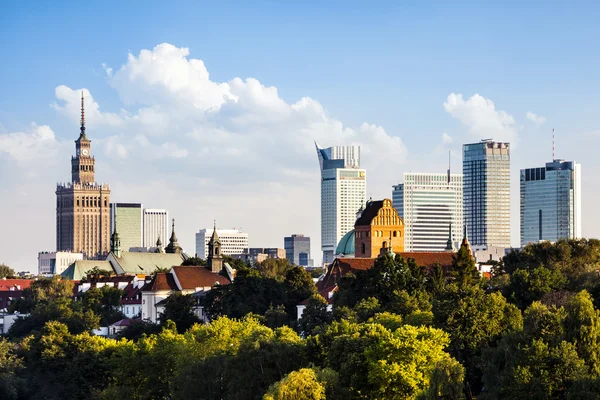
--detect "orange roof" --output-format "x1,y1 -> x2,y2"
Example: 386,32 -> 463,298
0,279 -> 33,291
171,266 -> 231,290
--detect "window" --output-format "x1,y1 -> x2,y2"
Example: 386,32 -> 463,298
361,243 -> 366,254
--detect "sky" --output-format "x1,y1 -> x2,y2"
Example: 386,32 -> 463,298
1,1 -> 599,271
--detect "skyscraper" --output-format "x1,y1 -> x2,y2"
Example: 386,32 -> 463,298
110,203 -> 143,251
195,228 -> 249,259
284,234 -> 311,266
316,143 -> 366,264
393,172 -> 463,251
143,209 -> 169,247
56,93 -> 111,259
520,159 -> 581,246
463,140 -> 511,247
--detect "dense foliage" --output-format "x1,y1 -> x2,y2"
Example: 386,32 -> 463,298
4,239 -> 600,399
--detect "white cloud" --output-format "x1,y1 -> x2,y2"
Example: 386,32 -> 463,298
526,111 -> 546,127
2,43 -> 413,270
444,93 -> 518,143
0,123 -> 59,164
442,132 -> 453,144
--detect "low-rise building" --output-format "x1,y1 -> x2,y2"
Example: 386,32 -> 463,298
38,251 -> 84,276
0,279 -> 34,312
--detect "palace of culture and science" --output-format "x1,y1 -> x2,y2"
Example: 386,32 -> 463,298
55,94 -> 111,259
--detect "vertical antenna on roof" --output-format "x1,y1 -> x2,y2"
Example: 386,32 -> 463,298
552,128 -> 555,160
447,150 -> 451,184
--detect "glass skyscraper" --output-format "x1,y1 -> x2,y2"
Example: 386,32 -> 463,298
463,140 -> 511,247
284,234 -> 311,266
110,203 -> 143,252
520,160 -> 581,246
316,143 -> 366,264
392,173 -> 463,251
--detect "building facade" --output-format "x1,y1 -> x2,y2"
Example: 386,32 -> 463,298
143,209 -> 169,247
284,234 -> 311,266
392,173 -> 463,252
110,203 -> 143,251
56,94 -> 111,259
195,228 -> 249,259
354,199 -> 405,258
316,143 -> 366,264
463,140 -> 511,247
520,159 -> 582,246
38,251 -> 84,276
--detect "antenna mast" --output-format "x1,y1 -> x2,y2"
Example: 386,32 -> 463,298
447,150 -> 451,184
552,128 -> 555,160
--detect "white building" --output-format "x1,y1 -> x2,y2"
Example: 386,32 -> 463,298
38,251 -> 84,276
316,143 -> 366,264
393,172 -> 463,252
143,209 -> 169,247
195,228 -> 249,259
520,160 -> 582,246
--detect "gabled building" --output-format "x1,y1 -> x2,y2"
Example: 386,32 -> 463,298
354,199 -> 405,257
141,224 -> 235,323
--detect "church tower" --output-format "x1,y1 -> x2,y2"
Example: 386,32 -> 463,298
71,95 -> 95,184
207,222 -> 223,273
56,92 -> 111,259
165,219 -> 182,254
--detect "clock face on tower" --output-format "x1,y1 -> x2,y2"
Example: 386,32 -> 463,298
82,149 -> 89,156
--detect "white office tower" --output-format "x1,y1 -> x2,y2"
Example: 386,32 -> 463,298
463,140 -> 511,247
195,228 -> 249,259
393,173 -> 463,251
520,160 -> 581,246
143,209 -> 169,247
316,143 -> 366,264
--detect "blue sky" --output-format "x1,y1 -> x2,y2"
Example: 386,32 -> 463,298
1,1 -> 599,270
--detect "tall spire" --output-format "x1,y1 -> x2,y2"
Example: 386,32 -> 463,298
79,91 -> 88,140
445,222 -> 456,251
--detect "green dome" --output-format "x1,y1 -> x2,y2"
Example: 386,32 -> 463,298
336,229 -> 355,256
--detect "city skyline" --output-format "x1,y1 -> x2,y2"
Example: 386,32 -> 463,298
1,2 -> 599,271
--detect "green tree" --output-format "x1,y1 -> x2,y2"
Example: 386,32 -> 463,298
0,264 -> 16,279
263,368 -> 328,400
299,294 -> 331,336
181,256 -> 206,266
80,285 -> 125,325
0,339 -> 25,400
160,293 -> 201,333
433,284 -> 522,393
450,245 -> 478,287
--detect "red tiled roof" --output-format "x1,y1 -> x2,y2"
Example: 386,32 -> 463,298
398,252 -> 455,268
111,318 -> 135,327
317,252 -> 455,291
0,279 -> 33,291
141,273 -> 178,291
171,266 -> 231,290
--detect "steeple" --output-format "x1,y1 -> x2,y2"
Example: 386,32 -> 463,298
111,214 -> 121,257
461,222 -> 473,257
208,221 -> 223,273
165,218 -> 182,254
445,223 -> 456,251
155,236 -> 164,253
79,91 -> 88,140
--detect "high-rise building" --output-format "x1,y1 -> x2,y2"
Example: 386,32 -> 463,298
110,203 -> 143,251
56,94 -> 111,259
463,140 -> 511,247
284,234 -> 311,266
520,159 -> 581,246
195,228 -> 249,259
316,143 -> 366,264
143,209 -> 169,247
393,173 -> 463,252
